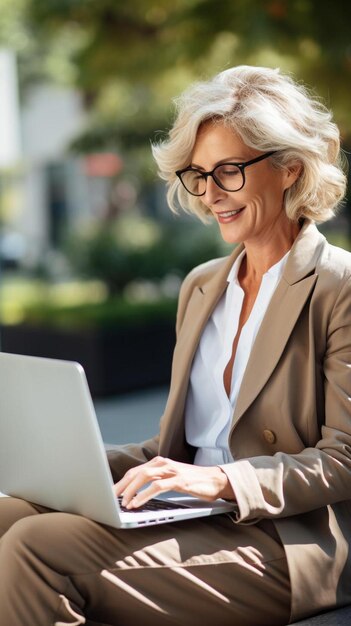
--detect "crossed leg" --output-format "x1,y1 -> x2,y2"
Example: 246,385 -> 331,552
0,497 -> 291,626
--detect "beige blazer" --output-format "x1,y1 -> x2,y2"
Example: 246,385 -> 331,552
109,220 -> 351,622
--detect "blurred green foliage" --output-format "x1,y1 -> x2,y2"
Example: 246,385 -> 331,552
1,0 -> 351,156
18,295 -> 178,329
65,214 -> 230,294
319,227 -> 351,252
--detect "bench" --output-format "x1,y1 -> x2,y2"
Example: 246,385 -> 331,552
290,605 -> 351,624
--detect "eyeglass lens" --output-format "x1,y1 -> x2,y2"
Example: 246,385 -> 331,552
181,164 -> 244,195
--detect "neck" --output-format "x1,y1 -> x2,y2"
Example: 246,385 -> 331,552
241,220 -> 301,283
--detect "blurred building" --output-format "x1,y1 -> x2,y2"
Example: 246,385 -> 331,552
0,51 -> 133,271
21,85 -> 87,263
0,49 -> 21,169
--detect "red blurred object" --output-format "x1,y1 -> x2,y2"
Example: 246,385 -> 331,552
84,153 -> 123,177
266,1 -> 287,19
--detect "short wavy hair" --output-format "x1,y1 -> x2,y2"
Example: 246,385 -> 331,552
152,65 -> 347,224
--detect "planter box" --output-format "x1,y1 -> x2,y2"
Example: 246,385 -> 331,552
0,322 -> 175,397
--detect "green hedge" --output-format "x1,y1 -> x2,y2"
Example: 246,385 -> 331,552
20,296 -> 178,330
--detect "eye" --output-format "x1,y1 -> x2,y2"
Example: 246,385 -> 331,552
217,164 -> 240,177
223,169 -> 239,176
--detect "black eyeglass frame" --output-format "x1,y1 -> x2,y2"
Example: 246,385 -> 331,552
175,151 -> 276,196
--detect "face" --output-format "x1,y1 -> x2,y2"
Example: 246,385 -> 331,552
190,121 -> 299,246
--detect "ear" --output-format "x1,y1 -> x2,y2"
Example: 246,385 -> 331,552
283,161 -> 303,190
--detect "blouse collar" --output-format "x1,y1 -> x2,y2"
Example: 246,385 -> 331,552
227,247 -> 290,284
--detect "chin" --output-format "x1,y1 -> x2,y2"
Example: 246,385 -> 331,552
218,226 -> 243,245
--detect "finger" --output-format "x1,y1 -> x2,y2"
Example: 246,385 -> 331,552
121,466 -> 176,507
113,468 -> 141,497
113,457 -> 169,496
114,459 -> 162,495
126,477 -> 180,509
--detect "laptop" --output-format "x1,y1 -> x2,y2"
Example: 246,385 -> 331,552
0,352 -> 235,528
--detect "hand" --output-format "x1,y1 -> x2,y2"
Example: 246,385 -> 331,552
113,456 -> 236,509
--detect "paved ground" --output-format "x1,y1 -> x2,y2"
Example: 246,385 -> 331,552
94,386 -> 168,445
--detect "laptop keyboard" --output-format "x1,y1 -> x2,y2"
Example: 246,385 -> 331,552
117,496 -> 188,513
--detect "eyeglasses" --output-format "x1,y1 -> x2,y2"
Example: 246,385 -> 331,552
175,151 -> 276,196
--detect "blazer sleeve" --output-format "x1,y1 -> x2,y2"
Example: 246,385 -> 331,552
219,275 -> 351,523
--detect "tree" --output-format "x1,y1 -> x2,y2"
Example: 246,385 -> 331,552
2,1 -> 351,170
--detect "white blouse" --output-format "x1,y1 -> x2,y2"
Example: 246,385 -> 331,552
185,249 -> 289,466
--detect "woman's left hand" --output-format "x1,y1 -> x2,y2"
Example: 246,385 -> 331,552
113,456 -> 236,509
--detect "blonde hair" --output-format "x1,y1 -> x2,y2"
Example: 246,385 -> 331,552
152,66 -> 347,223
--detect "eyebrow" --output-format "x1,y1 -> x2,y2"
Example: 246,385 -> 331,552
190,156 -> 248,169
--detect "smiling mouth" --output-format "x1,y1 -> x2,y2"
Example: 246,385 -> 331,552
216,207 -> 245,218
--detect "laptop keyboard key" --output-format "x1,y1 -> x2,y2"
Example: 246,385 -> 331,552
117,496 -> 188,513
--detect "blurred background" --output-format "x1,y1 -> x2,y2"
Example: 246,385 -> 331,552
0,0 -> 350,398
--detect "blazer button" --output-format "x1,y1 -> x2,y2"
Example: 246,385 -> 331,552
263,429 -> 277,444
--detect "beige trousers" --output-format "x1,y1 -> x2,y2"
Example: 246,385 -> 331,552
0,497 -> 291,626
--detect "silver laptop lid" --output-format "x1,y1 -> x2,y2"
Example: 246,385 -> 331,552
0,353 -> 235,529
0,352 -> 121,527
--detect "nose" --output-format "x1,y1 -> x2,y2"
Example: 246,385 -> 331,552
202,174 -> 226,206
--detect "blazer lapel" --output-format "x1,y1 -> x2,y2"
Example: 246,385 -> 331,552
173,246 -> 244,383
230,221 -> 326,431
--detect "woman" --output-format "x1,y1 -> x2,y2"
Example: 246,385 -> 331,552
0,65 -> 350,626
